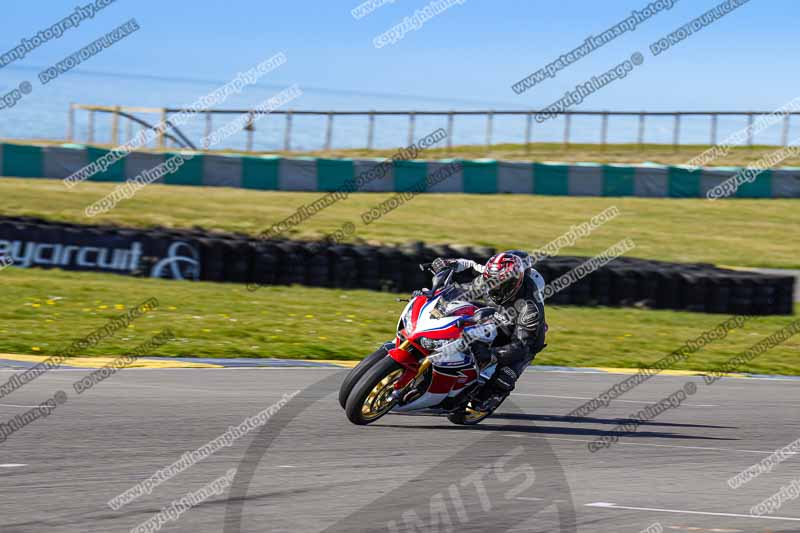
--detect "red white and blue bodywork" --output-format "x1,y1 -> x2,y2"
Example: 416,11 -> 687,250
387,275 -> 498,413
342,260 -> 546,425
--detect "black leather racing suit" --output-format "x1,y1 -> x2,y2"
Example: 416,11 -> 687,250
451,267 -> 547,401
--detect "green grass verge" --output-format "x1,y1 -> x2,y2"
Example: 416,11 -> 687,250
1,268 -> 798,375
1,177 -> 797,268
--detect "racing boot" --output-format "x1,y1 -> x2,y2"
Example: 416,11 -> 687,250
475,365 -> 517,413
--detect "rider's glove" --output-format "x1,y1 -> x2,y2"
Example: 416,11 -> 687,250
431,258 -> 453,273
432,258 -> 483,274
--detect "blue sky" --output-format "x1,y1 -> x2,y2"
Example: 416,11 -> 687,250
1,0 -> 796,111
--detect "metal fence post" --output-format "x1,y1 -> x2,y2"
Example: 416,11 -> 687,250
525,112 -> 533,153
600,112 -> 608,147
673,114 -> 681,151
447,111 -> 454,154
325,112 -> 334,151
67,103 -> 75,142
710,113 -> 718,146
782,114 -> 791,147
407,112 -> 416,147
284,111 -> 293,151
111,106 -> 120,146
88,110 -> 95,144
204,112 -> 212,150
367,111 -> 375,150
747,113 -> 755,147
563,113 -> 571,147
246,112 -> 255,152
637,112 -> 645,147
486,111 -> 494,151
158,108 -> 167,149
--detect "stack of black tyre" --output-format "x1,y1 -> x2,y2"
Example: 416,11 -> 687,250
0,216 -> 793,315
530,256 -> 794,316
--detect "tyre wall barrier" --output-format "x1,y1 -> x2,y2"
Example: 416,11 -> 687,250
0,216 -> 793,315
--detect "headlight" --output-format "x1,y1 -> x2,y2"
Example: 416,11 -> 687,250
428,341 -> 470,366
419,337 -> 453,350
401,306 -> 413,331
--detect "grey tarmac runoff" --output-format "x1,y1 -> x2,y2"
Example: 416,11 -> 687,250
0,365 -> 798,532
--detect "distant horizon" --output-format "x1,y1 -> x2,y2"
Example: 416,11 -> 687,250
5,62 -> 796,114
1,0 -> 797,148
1,0 -> 797,111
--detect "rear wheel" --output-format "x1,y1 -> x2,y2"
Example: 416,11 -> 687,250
448,397 -> 506,426
345,356 -> 404,425
338,345 -> 390,409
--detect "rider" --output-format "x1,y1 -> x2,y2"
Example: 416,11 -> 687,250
430,251 -> 547,412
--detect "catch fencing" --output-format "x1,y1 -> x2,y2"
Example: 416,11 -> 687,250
67,104 -> 800,153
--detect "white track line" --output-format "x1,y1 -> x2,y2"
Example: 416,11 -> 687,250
0,464 -> 26,468
514,393 -> 718,407
527,370 -> 800,382
509,434 -> 781,455
0,404 -> 42,408
585,502 -> 800,522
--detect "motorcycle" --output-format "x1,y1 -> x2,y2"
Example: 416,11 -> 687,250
340,264 -> 504,426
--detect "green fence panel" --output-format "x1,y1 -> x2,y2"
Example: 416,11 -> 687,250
163,153 -> 204,186
602,165 -> 635,196
668,166 -> 701,197
317,158 -> 353,191
3,144 -> 43,178
242,156 -> 280,190
533,163 -> 569,195
462,159 -> 498,194
394,160 -> 429,192
86,147 -> 125,182
734,169 -> 773,198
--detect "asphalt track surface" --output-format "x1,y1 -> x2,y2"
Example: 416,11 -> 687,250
1,367 -> 799,533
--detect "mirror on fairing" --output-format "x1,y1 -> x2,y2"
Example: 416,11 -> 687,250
429,267 -> 454,295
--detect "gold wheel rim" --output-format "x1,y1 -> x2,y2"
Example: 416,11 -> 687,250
463,404 -> 490,423
361,369 -> 403,420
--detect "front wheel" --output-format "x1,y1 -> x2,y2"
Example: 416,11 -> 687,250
338,345 -> 390,409
345,356 -> 404,425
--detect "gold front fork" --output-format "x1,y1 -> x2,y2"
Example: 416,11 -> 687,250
414,358 -> 432,381
396,340 -> 431,392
